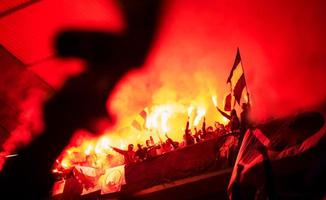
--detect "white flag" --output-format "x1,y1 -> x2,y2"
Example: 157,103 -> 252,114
100,165 -> 126,194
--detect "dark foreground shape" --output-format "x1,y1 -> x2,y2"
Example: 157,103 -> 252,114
0,1 -> 162,199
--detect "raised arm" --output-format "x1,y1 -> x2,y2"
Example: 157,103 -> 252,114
202,117 -> 206,133
111,146 -> 127,155
185,116 -> 190,133
217,107 -> 231,120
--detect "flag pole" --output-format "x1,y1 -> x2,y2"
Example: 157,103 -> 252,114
229,81 -> 234,111
237,47 -> 250,105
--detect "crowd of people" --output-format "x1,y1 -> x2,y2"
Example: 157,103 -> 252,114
51,102 -> 251,200
110,102 -> 251,167
53,102 -> 251,183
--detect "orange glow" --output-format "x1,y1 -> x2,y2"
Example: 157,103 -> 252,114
145,104 -> 183,140
187,105 -> 194,117
211,95 -> 218,107
84,144 -> 94,156
119,139 -> 126,149
221,116 -> 229,124
193,106 -> 206,127
60,159 -> 70,169
95,137 -> 111,155
243,90 -> 249,103
53,94 -> 233,175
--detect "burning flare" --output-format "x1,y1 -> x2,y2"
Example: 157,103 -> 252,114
193,107 -> 206,127
52,95 -> 230,178
187,105 -> 194,117
211,95 -> 218,107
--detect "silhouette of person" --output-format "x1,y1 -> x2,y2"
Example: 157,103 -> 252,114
217,108 -> 240,133
240,103 -> 251,142
112,144 -> 136,165
0,1 -> 162,199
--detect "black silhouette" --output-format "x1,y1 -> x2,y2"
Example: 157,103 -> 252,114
0,0 -> 162,199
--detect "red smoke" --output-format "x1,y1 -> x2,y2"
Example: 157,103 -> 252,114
110,0 -> 326,123
2,89 -> 45,152
0,88 -> 47,170
1,0 -> 326,169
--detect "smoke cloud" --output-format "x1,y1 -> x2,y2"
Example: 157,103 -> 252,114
1,0 -> 326,168
109,0 -> 326,125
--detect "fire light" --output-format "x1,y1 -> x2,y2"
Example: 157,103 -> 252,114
60,159 -> 70,169
95,136 -> 111,154
187,105 -> 194,117
161,111 -> 169,134
211,95 -> 218,107
85,144 -> 94,155
193,106 -> 206,126
222,116 -> 229,124
119,139 -> 126,149
52,96 -> 231,176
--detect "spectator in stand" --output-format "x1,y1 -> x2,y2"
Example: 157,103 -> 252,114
214,108 -> 241,166
194,129 -> 203,143
183,129 -> 195,146
219,135 -> 238,166
155,143 -> 163,155
214,121 -> 225,136
193,127 -> 201,143
206,126 -> 215,139
135,144 -> 147,162
145,139 -> 151,147
220,124 -> 227,135
165,134 -> 179,150
240,102 -> 251,142
161,142 -> 172,153
182,116 -> 195,146
146,140 -> 157,158
201,117 -> 207,140
149,136 -> 155,146
111,144 -> 136,165
217,108 -> 240,133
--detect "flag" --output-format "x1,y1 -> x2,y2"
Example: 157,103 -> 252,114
227,109 -> 326,199
131,108 -> 148,131
100,165 -> 126,194
227,48 -> 247,105
233,74 -> 246,104
71,166 -> 101,196
224,93 -> 232,111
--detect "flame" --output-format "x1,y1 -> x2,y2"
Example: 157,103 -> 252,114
211,95 -> 218,107
60,159 -> 70,169
119,139 -> 126,149
161,111 -> 169,133
221,116 -> 229,124
145,104 -> 176,138
84,143 -> 94,155
187,105 -> 194,117
95,136 -> 111,154
193,106 -> 206,126
53,97 -> 231,175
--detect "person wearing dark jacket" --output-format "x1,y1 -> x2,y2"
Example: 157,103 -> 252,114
217,108 -> 240,132
240,103 -> 251,142
112,144 -> 136,165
